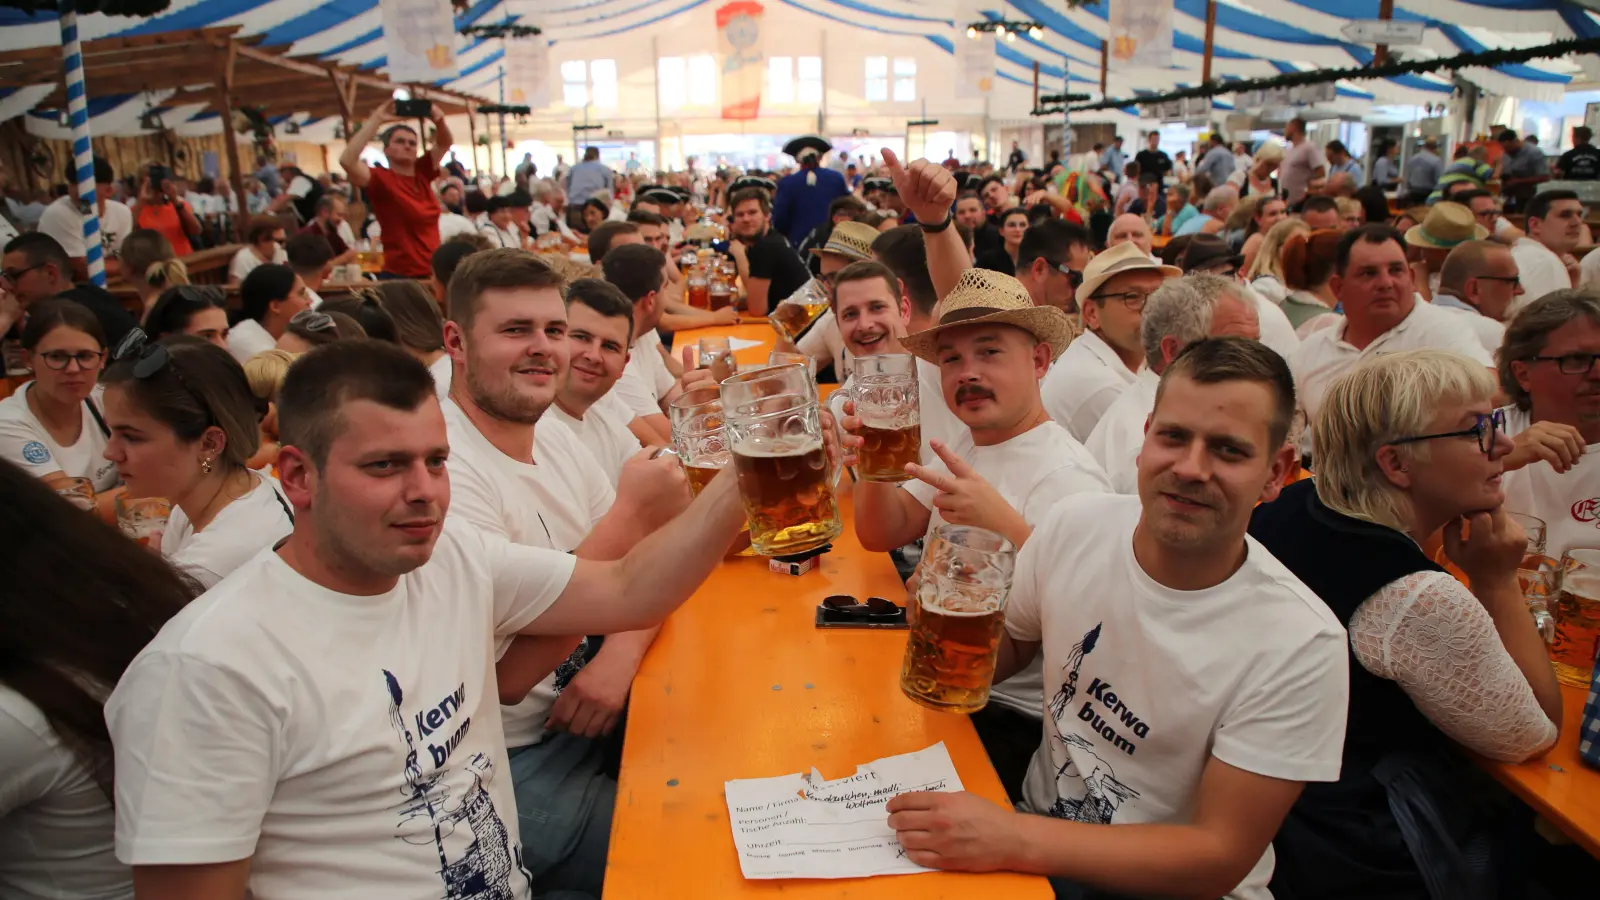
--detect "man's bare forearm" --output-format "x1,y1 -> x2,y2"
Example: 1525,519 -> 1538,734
1008,816 -> 1268,900
924,221 -> 971,303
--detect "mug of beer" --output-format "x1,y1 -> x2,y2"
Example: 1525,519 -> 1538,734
116,495 -> 172,551
767,282 -> 830,343
687,268 -> 711,310
720,363 -> 841,556
53,476 -> 96,512
1554,549 -> 1600,687
852,353 -> 921,483
709,273 -> 734,311
767,351 -> 816,378
697,336 -> 737,384
669,386 -> 728,498
1509,512 -> 1555,643
901,525 -> 1016,713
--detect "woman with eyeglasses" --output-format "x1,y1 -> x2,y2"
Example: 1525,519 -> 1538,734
101,333 -> 294,588
275,309 -> 365,353
229,263 -> 312,363
144,284 -> 230,350
0,457 -> 198,900
1250,350 -> 1561,900
227,216 -> 287,286
0,299 -> 120,496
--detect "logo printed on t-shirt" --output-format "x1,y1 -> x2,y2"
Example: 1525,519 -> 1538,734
1571,497 -> 1600,525
21,441 -> 50,464
382,670 -> 532,898
1045,624 -> 1144,825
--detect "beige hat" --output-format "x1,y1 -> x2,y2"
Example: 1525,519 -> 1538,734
1074,241 -> 1182,307
901,268 -> 1077,363
812,221 -> 878,262
1405,201 -> 1488,250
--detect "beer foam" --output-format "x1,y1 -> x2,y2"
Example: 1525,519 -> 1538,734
917,582 -> 1004,616
733,436 -> 823,457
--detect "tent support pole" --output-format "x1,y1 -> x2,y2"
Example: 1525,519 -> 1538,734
58,0 -> 105,285
1375,0 -> 1394,67
1099,40 -> 1108,96
215,37 -> 247,243
1202,0 -> 1217,84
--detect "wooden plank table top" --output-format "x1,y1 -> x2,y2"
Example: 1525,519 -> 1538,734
605,494 -> 1050,897
1477,683 -> 1600,858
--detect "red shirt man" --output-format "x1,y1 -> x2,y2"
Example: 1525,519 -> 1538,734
338,100 -> 452,278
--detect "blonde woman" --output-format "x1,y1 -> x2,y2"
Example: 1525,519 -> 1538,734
119,228 -> 189,320
241,348 -> 295,472
1244,217 -> 1309,304
1251,349 -> 1560,899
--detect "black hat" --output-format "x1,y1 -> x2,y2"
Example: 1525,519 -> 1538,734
862,176 -> 895,194
668,186 -> 692,201
1180,234 -> 1243,273
730,175 -> 777,194
640,187 -> 679,205
782,135 -> 833,159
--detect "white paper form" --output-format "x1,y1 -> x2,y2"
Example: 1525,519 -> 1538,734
728,337 -> 764,352
723,742 -> 964,880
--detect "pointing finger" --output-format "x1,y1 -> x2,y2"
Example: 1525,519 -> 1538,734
928,439 -> 973,477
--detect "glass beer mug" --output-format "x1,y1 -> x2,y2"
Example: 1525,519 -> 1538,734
719,363 -> 841,556
852,353 -> 921,483
1554,548 -> 1600,688
687,267 -> 711,310
1509,512 -> 1555,643
767,280 -> 830,343
901,525 -> 1016,713
669,386 -> 728,498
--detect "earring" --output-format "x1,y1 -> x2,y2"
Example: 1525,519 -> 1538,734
201,457 -> 213,474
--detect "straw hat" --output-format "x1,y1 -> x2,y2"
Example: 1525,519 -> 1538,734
812,221 -> 878,262
901,268 -> 1077,364
1075,241 -> 1182,307
1405,201 -> 1487,250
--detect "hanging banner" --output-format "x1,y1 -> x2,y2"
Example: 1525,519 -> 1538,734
716,1 -> 765,120
504,37 -> 550,109
380,0 -> 458,83
1109,0 -> 1174,69
956,33 -> 995,98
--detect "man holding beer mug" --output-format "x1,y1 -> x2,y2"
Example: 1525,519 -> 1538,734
886,338 -> 1349,900
439,250 -> 692,895
841,268 -> 1111,800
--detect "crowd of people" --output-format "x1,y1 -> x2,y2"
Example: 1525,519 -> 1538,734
0,100 -> 1596,900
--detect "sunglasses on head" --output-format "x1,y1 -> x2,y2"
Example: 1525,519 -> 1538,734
291,310 -> 335,333
112,328 -> 174,379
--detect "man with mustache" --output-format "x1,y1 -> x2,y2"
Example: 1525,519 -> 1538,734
886,337 -> 1348,900
1290,225 -> 1492,457
104,335 -> 747,899
843,268 -> 1110,800
549,279 -> 645,488
440,249 -> 692,896
1043,242 -> 1181,442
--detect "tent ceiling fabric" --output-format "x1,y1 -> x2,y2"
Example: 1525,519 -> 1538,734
0,0 -> 1594,138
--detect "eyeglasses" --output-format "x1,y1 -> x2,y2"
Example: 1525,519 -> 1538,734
1089,288 -> 1155,311
1529,351 -> 1600,375
38,349 -> 105,370
817,594 -> 903,622
0,262 -> 44,284
1389,408 -> 1506,455
291,310 -> 335,332
1053,263 -> 1084,288
1475,274 -> 1521,289
113,328 -> 175,379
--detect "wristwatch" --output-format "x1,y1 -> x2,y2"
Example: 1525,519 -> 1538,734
919,212 -> 953,234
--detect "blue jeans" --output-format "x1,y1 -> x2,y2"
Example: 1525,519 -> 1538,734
508,733 -> 615,900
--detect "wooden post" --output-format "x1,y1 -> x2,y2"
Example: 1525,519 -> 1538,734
1374,0 -> 1394,67
213,38 -> 248,242
328,68 -> 353,140
467,107 -> 478,176
1202,0 -> 1217,84
1099,39 -> 1108,96
1032,60 -> 1040,111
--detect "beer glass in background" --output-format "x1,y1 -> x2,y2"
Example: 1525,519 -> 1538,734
687,268 -> 711,310
1509,512 -> 1555,644
116,496 -> 171,551
669,386 -> 728,498
852,353 -> 921,483
767,351 -> 816,378
697,336 -> 737,384
1554,548 -> 1600,687
901,525 -> 1016,713
709,273 -> 734,311
720,363 -> 841,556
53,477 -> 96,512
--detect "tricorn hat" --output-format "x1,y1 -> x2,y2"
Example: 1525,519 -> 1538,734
783,135 -> 833,159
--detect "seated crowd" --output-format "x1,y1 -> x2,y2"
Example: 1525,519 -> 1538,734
1,117 -> 1594,900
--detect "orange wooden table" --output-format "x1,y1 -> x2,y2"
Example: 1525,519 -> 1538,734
1151,233 -> 1171,250
1477,683 -> 1600,857
604,492 -> 1052,899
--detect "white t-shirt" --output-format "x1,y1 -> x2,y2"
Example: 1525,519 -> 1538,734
1500,406 -> 1600,561
37,195 -> 133,260
478,221 -> 522,250
160,470 -> 294,589
0,385 -> 118,492
1007,494 -> 1349,899
612,330 -> 675,420
1084,368 -> 1161,494
229,245 -> 285,283
438,212 -> 477,242
547,396 -> 643,488
1244,283 -> 1300,361
1510,238 -> 1573,315
1578,246 -> 1600,291
429,353 -> 453,400
904,421 -> 1111,717
442,400 -> 613,748
1429,293 -> 1506,357
1041,329 -> 1141,442
1290,301 -> 1494,451
0,683 -> 130,900
226,318 -> 277,364
797,308 -> 849,380
105,523 -> 576,897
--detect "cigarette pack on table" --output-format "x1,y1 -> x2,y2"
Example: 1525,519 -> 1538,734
769,555 -> 816,577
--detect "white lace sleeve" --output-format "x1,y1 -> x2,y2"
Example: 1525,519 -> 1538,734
1348,571 -> 1558,762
